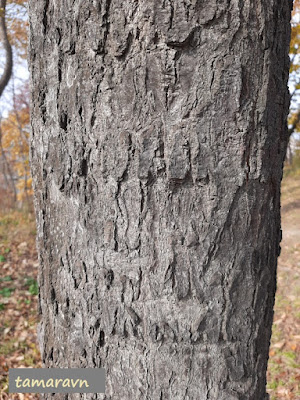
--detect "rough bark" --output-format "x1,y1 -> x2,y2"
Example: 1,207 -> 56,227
28,1 -> 292,399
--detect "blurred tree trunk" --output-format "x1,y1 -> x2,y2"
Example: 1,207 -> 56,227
29,1 -> 292,399
0,120 -> 17,203
0,0 -> 13,97
286,140 -> 293,165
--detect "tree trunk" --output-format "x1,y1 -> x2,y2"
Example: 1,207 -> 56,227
28,1 -> 292,399
0,0 -> 13,98
0,121 -> 17,204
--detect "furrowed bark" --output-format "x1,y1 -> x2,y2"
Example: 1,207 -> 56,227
29,1 -> 292,399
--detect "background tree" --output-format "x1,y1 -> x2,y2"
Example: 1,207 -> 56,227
0,0 -> 27,97
0,113 -> 17,201
29,1 -> 291,400
0,0 -> 13,97
6,0 -> 28,60
1,81 -> 32,203
0,0 -> 29,207
287,0 -> 300,164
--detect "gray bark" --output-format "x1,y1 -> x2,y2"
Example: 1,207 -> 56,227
28,1 -> 292,399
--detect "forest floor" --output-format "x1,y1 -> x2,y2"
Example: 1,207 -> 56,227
267,173 -> 300,400
0,209 -> 40,400
0,174 -> 299,400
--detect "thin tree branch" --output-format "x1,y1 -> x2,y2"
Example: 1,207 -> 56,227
0,0 -> 13,98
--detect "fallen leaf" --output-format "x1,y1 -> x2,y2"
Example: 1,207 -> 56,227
277,387 -> 290,397
274,313 -> 287,325
273,341 -> 286,349
3,327 -> 10,335
17,242 -> 27,249
288,343 -> 297,351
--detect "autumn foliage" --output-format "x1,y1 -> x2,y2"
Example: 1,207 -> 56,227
0,0 -> 31,206
6,0 -> 28,59
0,83 -> 32,202
289,0 -> 300,134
